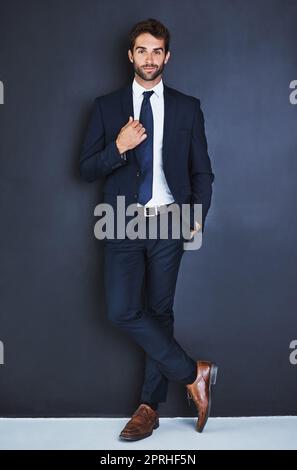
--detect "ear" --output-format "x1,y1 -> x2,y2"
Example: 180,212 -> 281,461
164,50 -> 171,64
128,50 -> 133,63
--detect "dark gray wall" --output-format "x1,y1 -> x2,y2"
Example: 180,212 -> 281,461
0,0 -> 296,417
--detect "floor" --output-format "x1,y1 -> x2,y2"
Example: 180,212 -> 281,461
0,417 -> 296,450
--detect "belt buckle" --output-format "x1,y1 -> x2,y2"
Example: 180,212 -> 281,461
144,206 -> 158,217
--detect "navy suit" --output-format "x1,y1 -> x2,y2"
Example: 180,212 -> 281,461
80,81 -> 214,232
80,81 -> 215,404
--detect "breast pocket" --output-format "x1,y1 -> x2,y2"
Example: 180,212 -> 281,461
175,129 -> 191,154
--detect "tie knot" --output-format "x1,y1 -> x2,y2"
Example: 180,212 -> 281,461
143,90 -> 154,101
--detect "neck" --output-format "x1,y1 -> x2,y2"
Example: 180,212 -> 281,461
134,74 -> 162,89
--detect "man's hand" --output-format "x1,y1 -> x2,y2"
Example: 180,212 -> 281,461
190,221 -> 201,239
116,116 -> 147,154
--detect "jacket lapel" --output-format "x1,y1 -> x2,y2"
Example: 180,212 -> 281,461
162,84 -> 176,165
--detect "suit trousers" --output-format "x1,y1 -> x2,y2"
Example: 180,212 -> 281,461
103,210 -> 197,404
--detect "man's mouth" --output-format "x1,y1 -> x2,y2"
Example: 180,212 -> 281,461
143,67 -> 156,71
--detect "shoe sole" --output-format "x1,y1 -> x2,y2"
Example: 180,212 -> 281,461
119,420 -> 159,441
198,363 -> 218,432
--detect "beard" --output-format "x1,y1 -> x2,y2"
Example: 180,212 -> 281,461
134,61 -> 165,82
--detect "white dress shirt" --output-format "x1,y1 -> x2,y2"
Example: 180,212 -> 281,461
132,78 -> 175,208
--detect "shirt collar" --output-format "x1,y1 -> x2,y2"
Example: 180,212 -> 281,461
132,77 -> 163,99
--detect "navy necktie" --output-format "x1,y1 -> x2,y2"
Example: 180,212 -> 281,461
137,90 -> 154,206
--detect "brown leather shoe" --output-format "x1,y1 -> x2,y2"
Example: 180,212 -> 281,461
119,404 -> 159,441
186,361 -> 218,433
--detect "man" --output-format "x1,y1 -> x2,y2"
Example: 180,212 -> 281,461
79,18 -> 217,440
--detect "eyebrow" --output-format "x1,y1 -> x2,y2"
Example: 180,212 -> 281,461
135,46 -> 164,51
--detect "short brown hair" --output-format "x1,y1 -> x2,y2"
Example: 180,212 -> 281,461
129,18 -> 170,54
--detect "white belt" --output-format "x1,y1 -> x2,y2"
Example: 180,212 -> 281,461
139,203 -> 177,217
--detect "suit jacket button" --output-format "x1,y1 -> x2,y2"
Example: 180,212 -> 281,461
136,170 -> 141,177
134,193 -> 138,198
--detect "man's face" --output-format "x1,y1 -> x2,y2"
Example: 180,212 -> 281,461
128,32 -> 170,82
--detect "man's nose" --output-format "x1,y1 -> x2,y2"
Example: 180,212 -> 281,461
145,53 -> 154,63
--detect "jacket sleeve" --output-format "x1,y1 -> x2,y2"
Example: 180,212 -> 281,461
189,99 -> 215,233
79,97 -> 127,182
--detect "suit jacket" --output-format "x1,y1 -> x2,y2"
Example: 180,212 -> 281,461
79,81 -> 215,234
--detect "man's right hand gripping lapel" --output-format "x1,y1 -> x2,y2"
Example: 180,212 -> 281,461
79,98 -> 147,182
